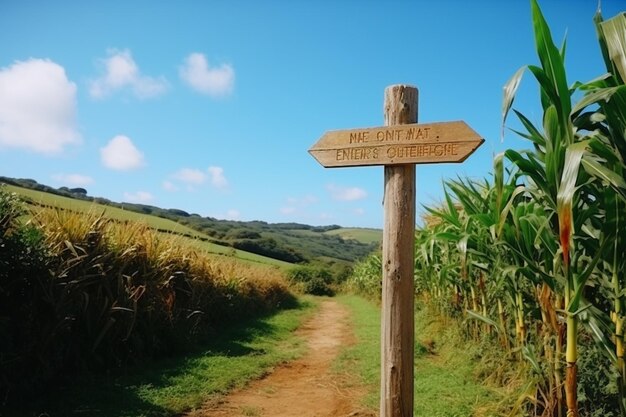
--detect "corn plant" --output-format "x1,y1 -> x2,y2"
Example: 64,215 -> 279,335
500,1 -> 615,414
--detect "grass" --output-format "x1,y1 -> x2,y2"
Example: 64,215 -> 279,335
325,228 -> 382,244
7,297 -> 317,417
333,295 -> 380,409
335,295 -> 510,417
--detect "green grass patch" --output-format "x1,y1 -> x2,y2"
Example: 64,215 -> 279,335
335,295 -> 508,416
325,227 -> 382,244
334,295 -> 380,409
8,297 -> 317,417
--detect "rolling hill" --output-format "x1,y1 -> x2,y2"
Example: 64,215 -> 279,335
1,176 -> 381,269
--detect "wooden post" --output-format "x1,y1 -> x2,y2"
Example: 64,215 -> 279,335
381,84 -> 417,417
309,82 -> 483,416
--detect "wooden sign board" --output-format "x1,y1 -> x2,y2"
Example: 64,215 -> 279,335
309,120 -> 484,168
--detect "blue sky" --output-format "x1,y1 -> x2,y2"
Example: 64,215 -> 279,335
0,1 -> 623,228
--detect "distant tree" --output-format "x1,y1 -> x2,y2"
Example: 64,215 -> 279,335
227,229 -> 262,240
233,238 -> 306,263
69,188 -> 87,196
312,225 -> 341,232
167,208 -> 190,217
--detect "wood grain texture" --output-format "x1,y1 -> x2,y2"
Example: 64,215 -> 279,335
380,84 -> 417,417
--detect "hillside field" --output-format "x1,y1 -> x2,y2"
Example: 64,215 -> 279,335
2,180 -> 381,269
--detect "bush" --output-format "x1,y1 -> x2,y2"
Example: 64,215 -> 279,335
227,229 -> 262,240
287,266 -> 334,296
347,254 -> 381,301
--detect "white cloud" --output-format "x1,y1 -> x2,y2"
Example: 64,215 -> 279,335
123,191 -> 153,203
52,173 -> 94,186
208,166 -> 228,188
89,49 -> 168,99
280,206 -> 297,215
179,53 -> 234,97
162,180 -> 178,192
100,135 -> 145,171
0,59 -> 80,154
225,209 -> 240,220
327,184 -> 367,201
353,208 -> 365,216
172,168 -> 207,185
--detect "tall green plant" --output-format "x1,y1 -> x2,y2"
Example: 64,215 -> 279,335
500,1 -> 619,415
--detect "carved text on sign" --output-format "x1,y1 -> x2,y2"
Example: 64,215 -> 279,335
309,121 -> 484,168
349,127 -> 432,144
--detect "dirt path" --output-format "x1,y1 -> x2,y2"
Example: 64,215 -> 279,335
187,299 -> 373,417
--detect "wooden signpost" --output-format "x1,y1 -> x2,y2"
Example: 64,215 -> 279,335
309,84 -> 484,417
309,120 -> 483,168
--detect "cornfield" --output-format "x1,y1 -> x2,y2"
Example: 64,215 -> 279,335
0,190 -> 294,401
351,2 -> 626,416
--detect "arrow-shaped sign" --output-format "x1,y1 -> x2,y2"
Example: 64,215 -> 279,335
309,120 -> 484,168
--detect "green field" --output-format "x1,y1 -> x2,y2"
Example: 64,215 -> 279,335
325,227 -> 382,245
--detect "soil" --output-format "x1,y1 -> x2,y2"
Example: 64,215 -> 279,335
185,299 -> 375,417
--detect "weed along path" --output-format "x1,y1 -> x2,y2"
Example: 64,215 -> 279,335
187,299 -> 372,417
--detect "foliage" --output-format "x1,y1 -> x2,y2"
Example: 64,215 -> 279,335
0,187 -> 50,394
287,265 -> 335,296
0,186 -> 295,405
232,237 -> 307,263
348,3 -> 626,415
346,254 -> 382,301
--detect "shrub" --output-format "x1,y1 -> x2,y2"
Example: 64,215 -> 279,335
347,254 -> 381,301
287,266 -> 334,296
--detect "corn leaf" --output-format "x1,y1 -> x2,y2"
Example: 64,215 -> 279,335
556,141 -> 588,228
600,13 -> 626,84
502,66 -> 526,140
466,309 -> 502,334
583,303 -> 618,365
574,85 -> 625,115
568,237 -> 609,313
513,109 -> 547,148
530,0 -> 571,117
582,156 -> 626,192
